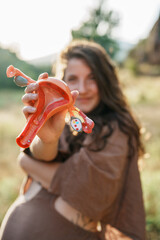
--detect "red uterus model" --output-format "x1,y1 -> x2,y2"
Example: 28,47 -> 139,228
6,65 -> 94,148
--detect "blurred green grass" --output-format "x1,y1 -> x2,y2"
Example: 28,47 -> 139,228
120,69 -> 160,239
0,89 -> 25,222
0,71 -> 160,239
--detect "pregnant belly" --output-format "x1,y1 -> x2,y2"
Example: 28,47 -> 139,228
0,184 -> 99,240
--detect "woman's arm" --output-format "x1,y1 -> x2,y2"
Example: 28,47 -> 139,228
18,152 -> 98,232
29,109 -> 67,161
18,152 -> 61,189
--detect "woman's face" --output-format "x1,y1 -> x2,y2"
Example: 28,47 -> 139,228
64,58 -> 100,113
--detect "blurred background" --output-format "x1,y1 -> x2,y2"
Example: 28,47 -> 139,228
0,0 -> 160,239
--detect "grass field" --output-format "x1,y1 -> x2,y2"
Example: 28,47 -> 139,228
0,69 -> 160,239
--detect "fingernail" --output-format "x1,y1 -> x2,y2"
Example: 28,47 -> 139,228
31,83 -> 38,89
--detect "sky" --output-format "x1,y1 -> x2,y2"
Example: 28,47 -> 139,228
0,0 -> 159,60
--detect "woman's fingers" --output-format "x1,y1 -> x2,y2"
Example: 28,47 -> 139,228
22,93 -> 38,104
23,106 -> 37,119
21,86 -> 78,126
25,82 -> 39,93
22,83 -> 39,108
71,90 -> 79,104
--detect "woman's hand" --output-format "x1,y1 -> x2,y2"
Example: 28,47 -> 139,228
54,196 -> 98,232
22,83 -> 65,144
105,225 -> 132,240
21,82 -> 78,161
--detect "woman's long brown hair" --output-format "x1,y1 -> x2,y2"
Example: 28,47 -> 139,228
56,40 -> 144,160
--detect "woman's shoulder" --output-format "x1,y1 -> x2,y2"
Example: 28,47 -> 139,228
103,121 -> 129,149
84,120 -> 128,149
107,120 -> 127,140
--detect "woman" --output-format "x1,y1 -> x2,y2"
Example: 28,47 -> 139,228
0,40 -> 146,240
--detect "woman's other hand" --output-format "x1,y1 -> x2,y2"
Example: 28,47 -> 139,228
17,151 -> 61,189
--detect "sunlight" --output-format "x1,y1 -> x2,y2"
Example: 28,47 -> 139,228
0,0 -> 93,60
0,0 -> 159,60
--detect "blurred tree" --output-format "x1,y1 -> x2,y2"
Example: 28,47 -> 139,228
126,14 -> 160,75
71,0 -> 119,59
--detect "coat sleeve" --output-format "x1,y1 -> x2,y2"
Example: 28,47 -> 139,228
49,124 -> 129,221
